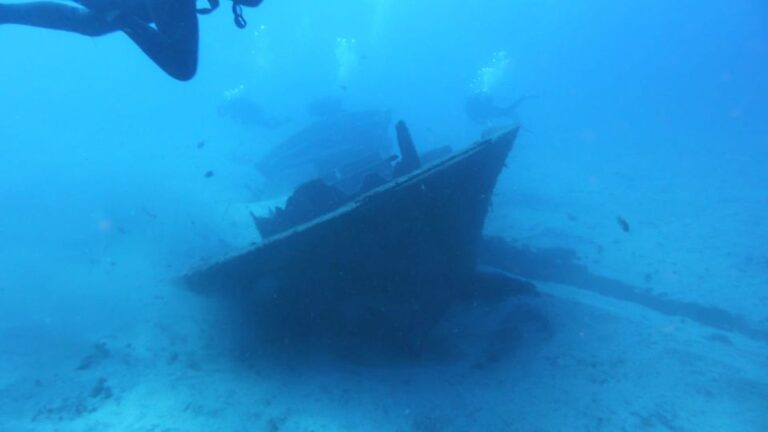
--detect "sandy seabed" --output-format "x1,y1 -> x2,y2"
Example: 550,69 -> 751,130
1,169 -> 766,432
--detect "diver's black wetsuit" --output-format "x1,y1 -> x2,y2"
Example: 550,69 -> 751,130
1,0 -> 198,80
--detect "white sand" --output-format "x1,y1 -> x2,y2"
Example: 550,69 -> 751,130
1,167 -> 766,431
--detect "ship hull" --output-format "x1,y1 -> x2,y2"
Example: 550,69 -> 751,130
183,128 -> 519,349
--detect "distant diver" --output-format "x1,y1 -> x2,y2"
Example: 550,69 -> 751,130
465,91 -> 528,125
217,95 -> 290,129
0,0 -> 263,81
306,96 -> 346,118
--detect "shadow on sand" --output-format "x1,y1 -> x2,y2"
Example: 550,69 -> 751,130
479,236 -> 768,345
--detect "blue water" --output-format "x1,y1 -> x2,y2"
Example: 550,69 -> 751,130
1,1 -> 767,430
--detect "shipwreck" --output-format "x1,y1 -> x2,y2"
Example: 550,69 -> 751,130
183,122 -> 524,351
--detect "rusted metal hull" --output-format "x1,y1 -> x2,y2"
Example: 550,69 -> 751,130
183,128 -> 518,348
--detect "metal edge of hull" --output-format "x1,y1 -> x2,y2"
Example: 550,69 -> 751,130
183,127 -> 519,297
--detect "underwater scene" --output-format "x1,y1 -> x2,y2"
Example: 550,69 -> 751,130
1,0 -> 767,430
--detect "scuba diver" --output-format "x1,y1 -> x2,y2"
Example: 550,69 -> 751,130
465,91 -> 529,125
218,95 -> 291,129
0,0 -> 262,81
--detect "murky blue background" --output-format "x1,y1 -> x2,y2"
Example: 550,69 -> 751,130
1,1 -> 767,430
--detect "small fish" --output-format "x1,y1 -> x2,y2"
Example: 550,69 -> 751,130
141,206 -> 158,220
204,170 -> 215,179
616,216 -> 630,233
196,140 -> 206,149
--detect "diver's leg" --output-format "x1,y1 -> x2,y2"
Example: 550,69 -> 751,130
117,0 -> 198,80
0,2 -> 118,36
